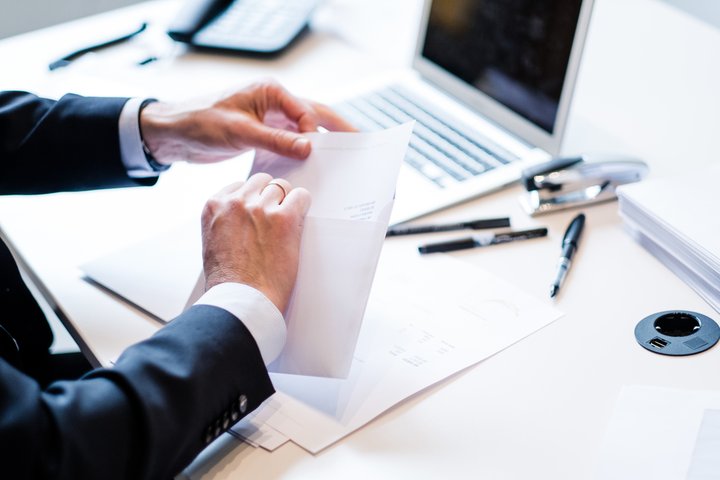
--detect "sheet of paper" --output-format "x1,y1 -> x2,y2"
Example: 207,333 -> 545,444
595,386 -> 720,480
237,242 -> 564,453
229,406 -> 290,451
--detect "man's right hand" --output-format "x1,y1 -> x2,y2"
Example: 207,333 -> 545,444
200,173 -> 311,313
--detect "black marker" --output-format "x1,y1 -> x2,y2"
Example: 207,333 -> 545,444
387,217 -> 511,237
550,213 -> 585,298
49,23 -> 148,71
418,227 -> 548,254
137,56 -> 158,66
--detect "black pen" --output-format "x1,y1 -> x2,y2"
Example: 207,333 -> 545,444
550,213 -> 585,298
48,22 -> 148,71
418,227 -> 548,254
387,217 -> 511,237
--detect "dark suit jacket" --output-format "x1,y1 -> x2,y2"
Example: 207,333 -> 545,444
0,92 -> 275,479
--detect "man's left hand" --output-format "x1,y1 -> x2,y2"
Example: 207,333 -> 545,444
139,80 -> 355,166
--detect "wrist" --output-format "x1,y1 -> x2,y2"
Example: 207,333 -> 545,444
205,269 -> 284,313
138,100 -> 176,167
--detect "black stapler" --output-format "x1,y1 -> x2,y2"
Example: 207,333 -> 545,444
519,156 -> 649,216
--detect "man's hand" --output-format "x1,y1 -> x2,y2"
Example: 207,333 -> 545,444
201,173 -> 311,313
139,81 -> 355,166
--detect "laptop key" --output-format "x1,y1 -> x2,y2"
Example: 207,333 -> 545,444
409,138 -> 470,181
406,149 -> 454,187
348,99 -> 397,129
335,103 -> 380,132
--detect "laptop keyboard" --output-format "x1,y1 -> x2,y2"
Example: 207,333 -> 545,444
334,86 -> 520,188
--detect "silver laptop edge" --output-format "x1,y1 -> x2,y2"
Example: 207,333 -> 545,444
412,0 -> 596,157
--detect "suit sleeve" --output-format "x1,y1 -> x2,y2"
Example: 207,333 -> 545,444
0,91 -> 156,194
0,305 -> 274,480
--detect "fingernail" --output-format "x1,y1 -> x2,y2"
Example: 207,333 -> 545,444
293,137 -> 311,156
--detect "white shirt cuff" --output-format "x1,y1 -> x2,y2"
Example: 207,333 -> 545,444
118,97 -> 161,179
194,283 -> 287,366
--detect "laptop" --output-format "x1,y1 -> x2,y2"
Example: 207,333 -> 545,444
333,0 -> 595,225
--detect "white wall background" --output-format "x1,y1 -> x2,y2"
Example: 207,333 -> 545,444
0,0 -> 146,39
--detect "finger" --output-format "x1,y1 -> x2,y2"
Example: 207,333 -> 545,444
203,180 -> 246,226
311,103 -> 358,132
263,82 -> 319,133
239,172 -> 273,199
242,122 -> 311,159
258,177 -> 292,206
213,180 -> 246,198
280,186 -> 312,217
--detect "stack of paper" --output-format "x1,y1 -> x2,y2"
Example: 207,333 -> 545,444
617,166 -> 720,313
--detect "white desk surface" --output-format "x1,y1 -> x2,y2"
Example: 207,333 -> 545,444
1,1 -> 719,478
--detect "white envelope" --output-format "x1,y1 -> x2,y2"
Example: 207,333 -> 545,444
269,205 -> 392,377
251,123 -> 413,377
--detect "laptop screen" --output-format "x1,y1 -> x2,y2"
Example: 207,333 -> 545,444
421,0 -> 585,134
